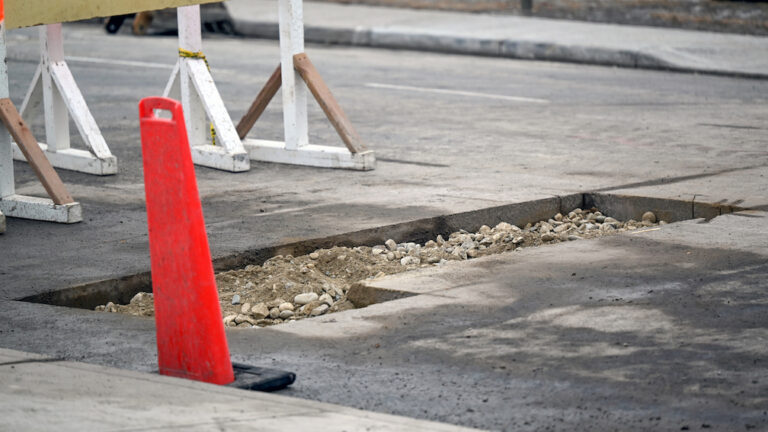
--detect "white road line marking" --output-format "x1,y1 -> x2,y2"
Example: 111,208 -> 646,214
66,56 -> 175,70
365,83 -> 550,104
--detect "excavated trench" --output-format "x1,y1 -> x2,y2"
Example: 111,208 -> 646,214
20,193 -> 740,326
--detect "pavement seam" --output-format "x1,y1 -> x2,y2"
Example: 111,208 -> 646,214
0,358 -> 65,367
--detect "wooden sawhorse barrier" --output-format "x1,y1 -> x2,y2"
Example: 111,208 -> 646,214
0,6 -> 80,223
0,0 -> 376,227
0,0 -> 225,225
236,0 -> 375,170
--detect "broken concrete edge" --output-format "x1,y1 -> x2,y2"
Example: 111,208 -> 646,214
347,281 -> 417,308
586,192 -> 744,222
18,192 -> 746,309
347,195 -> 753,305
229,20 -> 768,80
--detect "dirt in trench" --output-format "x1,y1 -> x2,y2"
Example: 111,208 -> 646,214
97,207 -> 664,327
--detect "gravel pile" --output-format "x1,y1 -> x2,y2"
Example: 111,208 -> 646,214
96,208 -> 664,326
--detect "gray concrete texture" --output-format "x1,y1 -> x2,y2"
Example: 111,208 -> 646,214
0,22 -> 767,431
226,0 -> 768,78
0,349 -> 478,431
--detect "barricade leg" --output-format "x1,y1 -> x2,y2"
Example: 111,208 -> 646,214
14,24 -> 117,175
238,0 -> 375,171
0,22 -> 81,224
162,5 -> 249,172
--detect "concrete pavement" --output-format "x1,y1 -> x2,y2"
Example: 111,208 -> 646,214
0,348 -> 479,431
0,23 -> 767,431
226,0 -> 768,78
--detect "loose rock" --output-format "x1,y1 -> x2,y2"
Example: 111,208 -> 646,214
250,302 -> 269,319
319,293 -> 334,306
642,211 -> 657,223
294,292 -> 319,305
401,256 -> 421,266
310,304 -> 329,316
223,314 -> 237,326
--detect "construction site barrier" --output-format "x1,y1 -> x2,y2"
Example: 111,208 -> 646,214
0,0 -> 377,227
236,0 -> 375,170
0,1 -> 81,223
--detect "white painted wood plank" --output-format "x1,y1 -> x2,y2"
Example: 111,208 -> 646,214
40,25 -> 70,152
171,5 -> 249,172
177,7 -> 209,149
0,24 -> 9,100
190,145 -> 250,172
11,143 -> 117,175
278,0 -> 308,150
244,139 -> 375,170
178,6 -> 204,52
0,122 -> 14,199
186,61 -> 246,155
0,194 -> 82,223
0,25 -> 14,198
50,62 -> 113,159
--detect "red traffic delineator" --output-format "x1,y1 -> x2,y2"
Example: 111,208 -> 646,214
139,96 -> 296,391
139,97 -> 234,385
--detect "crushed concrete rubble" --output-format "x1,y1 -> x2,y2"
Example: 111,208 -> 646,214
96,208 -> 664,326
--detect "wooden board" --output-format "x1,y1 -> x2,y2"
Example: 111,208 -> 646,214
236,64 -> 282,139
0,98 -> 74,204
5,0 -> 223,30
293,53 -> 367,153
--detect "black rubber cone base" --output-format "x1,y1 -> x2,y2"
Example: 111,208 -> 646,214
228,362 -> 296,392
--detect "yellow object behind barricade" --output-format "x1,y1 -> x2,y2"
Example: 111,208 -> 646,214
5,0 -> 222,30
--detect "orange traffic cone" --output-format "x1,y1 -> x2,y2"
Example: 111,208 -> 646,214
139,97 -> 234,385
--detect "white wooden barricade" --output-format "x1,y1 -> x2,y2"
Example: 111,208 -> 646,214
163,5 -> 250,172
14,24 -> 117,176
0,0 -> 375,228
240,0 -> 375,170
0,22 -> 82,223
0,0 -> 225,226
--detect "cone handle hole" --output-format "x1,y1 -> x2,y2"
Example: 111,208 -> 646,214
153,108 -> 173,120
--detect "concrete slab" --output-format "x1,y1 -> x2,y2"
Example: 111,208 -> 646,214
2,213 -> 767,430
0,348 -> 479,431
226,0 -> 768,78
